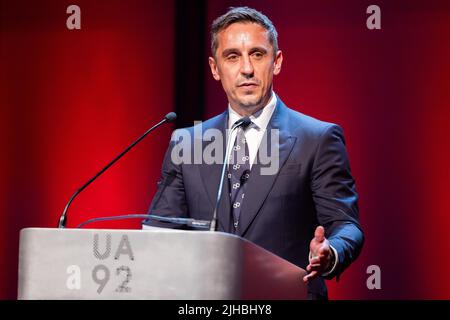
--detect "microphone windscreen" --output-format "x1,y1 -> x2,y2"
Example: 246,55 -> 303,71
165,112 -> 177,122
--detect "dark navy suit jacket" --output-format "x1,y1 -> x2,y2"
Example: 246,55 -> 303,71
144,98 -> 364,298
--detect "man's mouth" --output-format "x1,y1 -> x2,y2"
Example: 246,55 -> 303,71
238,82 -> 258,88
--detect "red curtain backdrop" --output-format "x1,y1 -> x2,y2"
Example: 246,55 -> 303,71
0,0 -> 174,298
1,0 -> 450,300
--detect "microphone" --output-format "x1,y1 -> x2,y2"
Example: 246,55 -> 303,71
76,213 -> 211,229
57,112 -> 177,228
209,116 -> 251,231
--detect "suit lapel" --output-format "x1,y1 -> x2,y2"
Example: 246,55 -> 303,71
238,100 -> 297,236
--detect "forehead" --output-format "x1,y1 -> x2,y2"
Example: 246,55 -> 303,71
216,22 -> 271,51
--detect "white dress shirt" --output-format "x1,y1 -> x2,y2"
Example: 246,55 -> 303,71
227,92 -> 277,169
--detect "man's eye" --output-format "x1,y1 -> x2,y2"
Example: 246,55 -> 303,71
252,52 -> 264,59
227,54 -> 238,61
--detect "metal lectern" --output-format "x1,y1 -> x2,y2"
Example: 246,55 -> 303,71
18,228 -> 307,299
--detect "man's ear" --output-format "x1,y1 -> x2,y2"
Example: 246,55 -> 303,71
208,56 -> 221,81
273,50 -> 283,76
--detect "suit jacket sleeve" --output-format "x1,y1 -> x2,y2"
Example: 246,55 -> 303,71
311,124 -> 364,280
143,130 -> 189,228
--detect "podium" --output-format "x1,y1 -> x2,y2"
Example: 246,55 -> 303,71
18,228 -> 307,299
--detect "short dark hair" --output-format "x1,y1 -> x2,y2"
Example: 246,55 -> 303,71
210,6 -> 279,58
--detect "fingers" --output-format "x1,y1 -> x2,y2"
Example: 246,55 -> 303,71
304,226 -> 329,283
304,251 -> 331,282
306,263 -> 320,272
306,257 -> 325,272
303,270 -> 318,283
310,226 -> 326,253
318,245 -> 330,257
309,226 -> 325,256
303,260 -> 325,283
308,256 -> 322,265
314,226 -> 325,243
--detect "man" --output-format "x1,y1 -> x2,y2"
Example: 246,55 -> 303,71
143,6 -> 364,299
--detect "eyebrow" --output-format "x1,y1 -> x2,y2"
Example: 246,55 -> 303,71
221,48 -> 239,58
221,46 -> 268,58
249,47 -> 268,54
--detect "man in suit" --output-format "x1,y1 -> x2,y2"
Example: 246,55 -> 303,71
143,6 -> 364,299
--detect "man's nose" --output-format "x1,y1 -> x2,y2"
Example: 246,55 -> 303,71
240,55 -> 254,77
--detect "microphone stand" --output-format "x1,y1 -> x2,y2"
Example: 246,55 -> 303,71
57,112 -> 176,228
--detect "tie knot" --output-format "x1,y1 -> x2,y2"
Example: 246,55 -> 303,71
233,117 -> 252,130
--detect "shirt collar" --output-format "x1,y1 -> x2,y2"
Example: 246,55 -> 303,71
228,91 -> 277,131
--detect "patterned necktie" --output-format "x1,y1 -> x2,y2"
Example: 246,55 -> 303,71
228,125 -> 251,230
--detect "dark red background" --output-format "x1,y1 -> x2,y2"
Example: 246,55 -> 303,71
1,0 -> 450,299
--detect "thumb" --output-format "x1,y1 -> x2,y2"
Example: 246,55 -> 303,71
314,226 -> 325,243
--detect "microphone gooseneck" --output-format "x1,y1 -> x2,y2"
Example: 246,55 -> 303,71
57,112 -> 177,228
